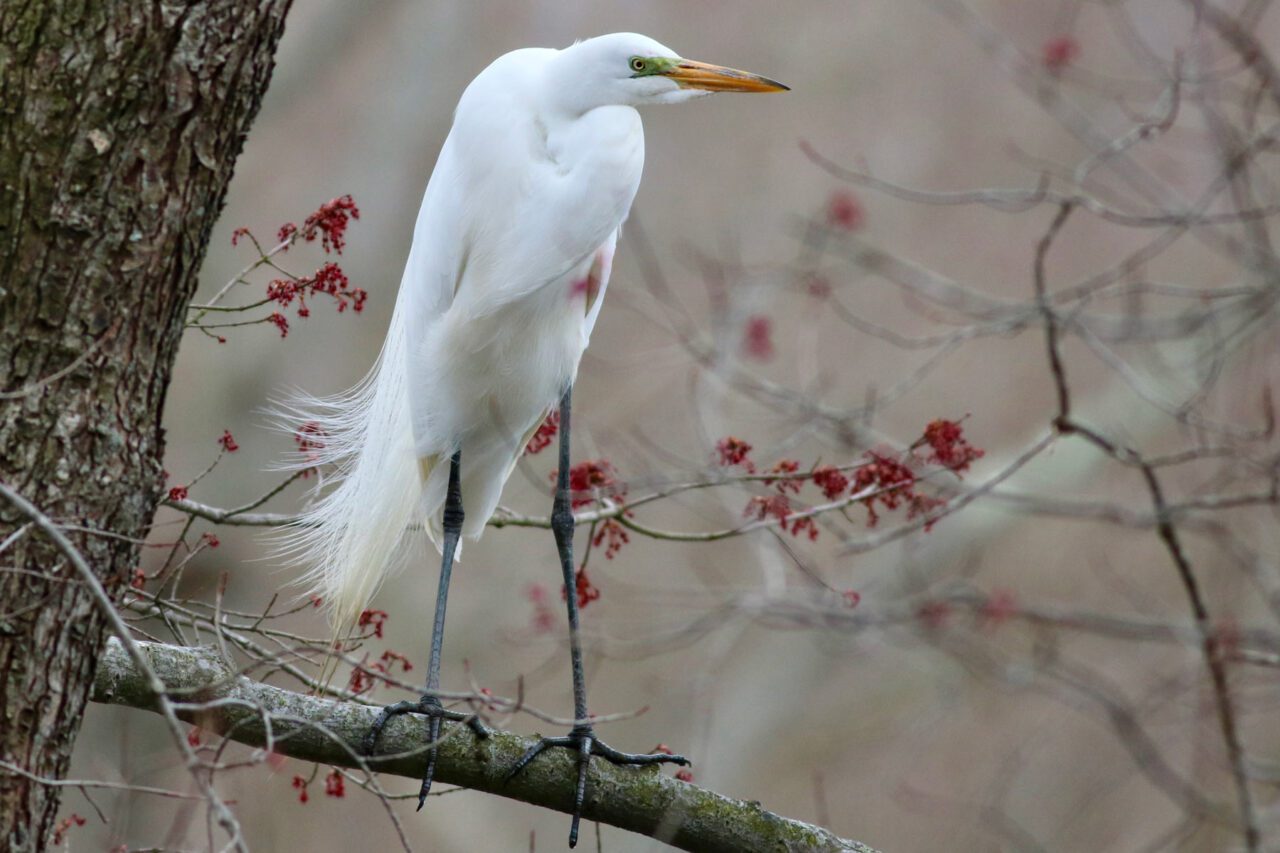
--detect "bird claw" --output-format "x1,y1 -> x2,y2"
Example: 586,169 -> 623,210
507,726 -> 688,848
363,694 -> 489,810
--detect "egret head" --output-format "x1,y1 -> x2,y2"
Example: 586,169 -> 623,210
549,33 -> 788,113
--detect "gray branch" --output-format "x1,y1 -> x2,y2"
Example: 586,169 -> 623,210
91,638 -> 878,853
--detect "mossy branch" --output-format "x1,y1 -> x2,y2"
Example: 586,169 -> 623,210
90,638 -> 878,853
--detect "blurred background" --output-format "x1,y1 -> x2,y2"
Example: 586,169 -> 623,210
69,1 -> 1280,850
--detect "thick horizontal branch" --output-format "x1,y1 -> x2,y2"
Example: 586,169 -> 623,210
91,638 -> 877,853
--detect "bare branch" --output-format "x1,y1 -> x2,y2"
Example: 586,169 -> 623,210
91,638 -> 879,853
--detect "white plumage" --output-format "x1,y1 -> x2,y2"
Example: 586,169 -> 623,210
278,33 -> 786,640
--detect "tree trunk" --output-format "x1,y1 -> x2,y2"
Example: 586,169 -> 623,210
0,3 -> 292,849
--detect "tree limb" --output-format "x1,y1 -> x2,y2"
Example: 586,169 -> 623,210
91,638 -> 878,853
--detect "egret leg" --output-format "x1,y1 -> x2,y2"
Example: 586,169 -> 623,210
507,386 -> 688,848
362,450 -> 488,809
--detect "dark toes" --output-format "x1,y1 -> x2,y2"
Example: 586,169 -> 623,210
507,736 -> 568,780
506,744 -> 546,780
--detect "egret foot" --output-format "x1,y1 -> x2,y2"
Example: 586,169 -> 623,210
363,694 -> 489,809
507,725 -> 689,847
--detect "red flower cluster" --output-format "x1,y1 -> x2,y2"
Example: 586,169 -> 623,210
292,775 -> 310,804
921,418 -> 983,472
811,465 -> 850,501
744,493 -> 790,524
268,311 -> 290,337
218,429 -> 239,452
850,451 -> 943,527
1042,35 -> 1081,72
201,532 -> 220,548
763,458 -> 802,493
524,410 -> 560,455
724,418 -> 981,536
226,196 -> 365,342
564,565 -> 601,609
675,769 -> 695,783
787,514 -> 820,541
278,194 -> 361,254
742,315 -> 775,361
295,421 -> 325,459
379,649 -> 413,672
324,768 -> 346,798
745,457 -> 823,540
715,436 -> 755,471
268,262 -> 367,318
347,666 -> 375,695
827,190 -> 865,231
358,608 -> 388,639
168,485 -> 189,502
558,459 -> 625,509
295,421 -> 326,476
723,424 -> 982,538
50,814 -> 86,845
347,647 -> 413,696
592,518 -> 630,559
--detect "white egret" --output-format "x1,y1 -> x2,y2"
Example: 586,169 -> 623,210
283,32 -> 785,845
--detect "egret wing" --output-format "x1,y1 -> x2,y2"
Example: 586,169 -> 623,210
439,60 -> 642,317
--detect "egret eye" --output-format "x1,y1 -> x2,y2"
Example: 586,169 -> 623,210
630,57 -> 647,73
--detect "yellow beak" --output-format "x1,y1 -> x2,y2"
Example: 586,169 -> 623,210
666,59 -> 789,93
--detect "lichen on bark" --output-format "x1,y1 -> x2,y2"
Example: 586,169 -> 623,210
90,638 -> 879,853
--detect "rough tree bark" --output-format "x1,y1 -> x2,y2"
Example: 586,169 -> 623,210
0,3 -> 293,850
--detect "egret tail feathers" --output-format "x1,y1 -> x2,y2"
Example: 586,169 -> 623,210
272,312 -> 424,681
